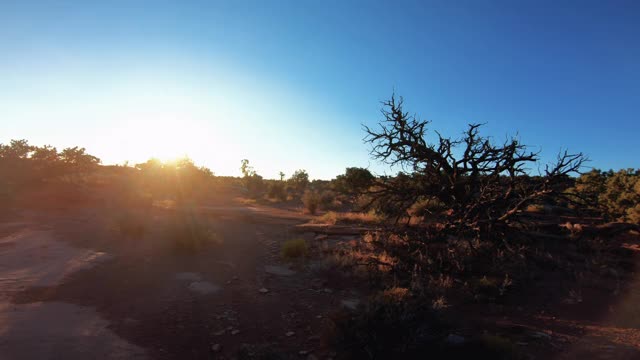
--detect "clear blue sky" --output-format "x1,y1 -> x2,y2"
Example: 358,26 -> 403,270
1,0 -> 638,179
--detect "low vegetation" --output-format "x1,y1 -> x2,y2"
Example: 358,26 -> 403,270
281,238 -> 309,259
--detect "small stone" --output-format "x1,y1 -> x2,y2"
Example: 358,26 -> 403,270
259,288 -> 269,294
323,288 -> 333,293
529,331 -> 552,340
211,344 -> 221,352
299,350 -> 308,356
316,315 -> 323,319
445,334 -> 466,345
340,299 -> 360,310
286,331 -> 295,337
214,329 -> 225,336
231,329 -> 240,335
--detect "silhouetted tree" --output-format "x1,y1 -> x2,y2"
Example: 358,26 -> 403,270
363,94 -> 587,246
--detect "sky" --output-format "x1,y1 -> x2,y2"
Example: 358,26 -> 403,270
1,0 -> 639,179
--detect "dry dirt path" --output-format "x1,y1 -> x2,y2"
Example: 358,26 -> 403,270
0,205 -> 361,360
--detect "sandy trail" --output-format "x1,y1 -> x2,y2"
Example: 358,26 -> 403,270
0,226 -> 146,360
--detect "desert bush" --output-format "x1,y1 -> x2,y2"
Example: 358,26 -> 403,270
115,211 -> 147,239
568,168 -> 640,223
319,190 -> 335,210
288,169 -> 310,194
334,167 -> 374,196
326,290 -> 448,358
302,190 -> 320,214
267,181 -> 287,201
281,238 -> 308,259
165,213 -> 220,253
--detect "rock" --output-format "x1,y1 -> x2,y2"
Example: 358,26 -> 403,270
529,331 -> 552,340
231,329 -> 240,335
259,288 -> 269,294
213,329 -> 225,336
286,331 -> 295,337
211,344 -> 221,352
265,265 -> 296,276
299,350 -> 309,356
323,288 -> 333,294
445,334 -> 466,345
340,299 -> 360,310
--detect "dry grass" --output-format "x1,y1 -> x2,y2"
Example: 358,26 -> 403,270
312,210 -> 385,225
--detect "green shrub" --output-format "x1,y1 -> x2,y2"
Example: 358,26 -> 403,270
281,238 -> 308,259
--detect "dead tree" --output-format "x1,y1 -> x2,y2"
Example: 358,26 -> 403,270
363,95 -> 587,247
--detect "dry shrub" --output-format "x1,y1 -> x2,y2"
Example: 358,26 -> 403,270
302,190 -> 320,214
115,211 -> 147,239
319,190 -> 336,210
313,210 -> 385,225
281,238 -> 309,259
325,290 -> 448,359
165,213 -> 220,253
267,181 -> 287,201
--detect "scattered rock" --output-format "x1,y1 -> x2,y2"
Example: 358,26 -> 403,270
445,334 -> 466,345
188,281 -> 220,295
211,344 -> 221,352
265,265 -> 296,276
259,288 -> 269,294
286,331 -> 295,337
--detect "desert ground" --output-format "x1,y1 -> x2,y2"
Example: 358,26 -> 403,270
1,184 -> 640,360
